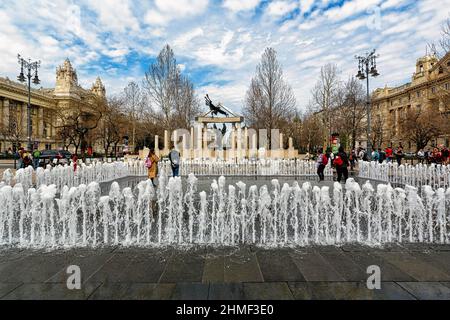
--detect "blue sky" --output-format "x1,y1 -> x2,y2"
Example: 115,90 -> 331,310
0,0 -> 449,113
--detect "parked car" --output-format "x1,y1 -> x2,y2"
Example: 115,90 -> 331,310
39,150 -> 72,167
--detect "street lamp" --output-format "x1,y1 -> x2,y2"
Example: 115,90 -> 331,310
355,49 -> 380,160
17,54 -> 41,152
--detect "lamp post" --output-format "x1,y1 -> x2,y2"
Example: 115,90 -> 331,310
356,49 -> 379,160
17,54 -> 41,152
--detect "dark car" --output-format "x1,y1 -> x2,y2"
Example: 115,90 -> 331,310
39,150 -> 72,167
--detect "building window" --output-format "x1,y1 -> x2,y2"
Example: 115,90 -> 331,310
431,87 -> 436,94
420,65 -> 424,72
445,83 -> 449,90
439,67 -> 444,74
45,144 -> 52,150
417,91 -> 420,98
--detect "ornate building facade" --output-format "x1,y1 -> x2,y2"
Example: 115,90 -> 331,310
0,59 -> 105,152
365,52 -> 450,151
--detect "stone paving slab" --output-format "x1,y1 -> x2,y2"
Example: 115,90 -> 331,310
397,282 -> 450,300
171,283 -> 210,300
345,251 -> 416,282
255,249 -> 305,282
315,249 -> 367,281
223,247 -> 264,283
242,282 -> 294,300
289,250 -> 345,281
1,283 -> 102,300
376,252 -> 450,281
160,249 -> 205,283
288,281 -> 415,300
208,283 -> 244,300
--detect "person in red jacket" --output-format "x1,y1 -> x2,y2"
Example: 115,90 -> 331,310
385,146 -> 393,163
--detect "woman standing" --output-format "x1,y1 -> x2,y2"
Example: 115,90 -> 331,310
146,148 -> 159,187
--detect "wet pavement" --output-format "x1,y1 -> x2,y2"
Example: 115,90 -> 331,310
1,244 -> 450,300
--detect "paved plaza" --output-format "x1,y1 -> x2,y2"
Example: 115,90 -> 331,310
1,243 -> 450,300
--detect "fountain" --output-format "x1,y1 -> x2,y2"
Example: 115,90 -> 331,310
1,158 -> 450,248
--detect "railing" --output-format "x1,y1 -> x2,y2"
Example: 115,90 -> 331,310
158,159 -> 332,177
358,161 -> 450,189
2,159 -> 146,192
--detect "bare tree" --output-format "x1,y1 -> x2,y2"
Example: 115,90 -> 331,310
301,111 -> 323,153
310,63 -> 341,148
98,97 -> 129,157
335,77 -> 366,149
370,114 -> 384,150
429,17 -> 450,57
54,97 -> 104,156
143,44 -> 200,132
243,47 -> 296,148
123,81 -> 143,152
399,108 -> 445,151
0,103 -> 24,150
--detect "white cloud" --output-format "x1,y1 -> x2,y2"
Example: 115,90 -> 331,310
222,0 -> 261,13
266,1 -> 297,17
326,0 -> 382,22
299,0 -> 315,15
89,0 -> 139,32
144,0 -> 209,25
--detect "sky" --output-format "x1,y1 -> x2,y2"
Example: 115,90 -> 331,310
0,0 -> 449,114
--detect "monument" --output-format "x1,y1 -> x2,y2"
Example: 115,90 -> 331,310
150,95 -> 299,160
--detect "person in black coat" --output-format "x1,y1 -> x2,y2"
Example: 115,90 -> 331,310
333,146 -> 349,183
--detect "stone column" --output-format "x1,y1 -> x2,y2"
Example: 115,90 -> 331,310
203,127 -> 209,159
278,132 -> 284,159
236,123 -> 242,160
38,107 -> 44,138
164,130 -> 169,154
196,123 -> 203,159
251,132 -> 258,159
244,127 -> 248,158
190,127 -> 194,160
22,103 -> 28,139
154,135 -> 160,157
288,137 -> 295,158
3,99 -> 9,131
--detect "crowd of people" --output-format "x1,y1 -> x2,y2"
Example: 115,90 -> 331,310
316,144 -> 450,183
15,147 -> 41,170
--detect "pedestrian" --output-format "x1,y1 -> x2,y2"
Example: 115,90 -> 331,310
17,147 -> 24,169
316,149 -> 327,182
371,149 -> 379,162
333,146 -> 349,183
442,146 -> 449,165
349,149 -> 356,171
32,148 -> 41,169
145,148 -> 159,187
395,143 -> 404,165
385,146 -> 393,163
168,144 -> 180,177
417,149 -> 425,164
378,148 -> 386,164
71,153 -> 78,172
358,148 -> 365,161
22,151 -> 32,168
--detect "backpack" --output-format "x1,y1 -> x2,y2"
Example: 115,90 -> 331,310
333,156 -> 343,167
145,157 -> 152,168
322,154 -> 328,166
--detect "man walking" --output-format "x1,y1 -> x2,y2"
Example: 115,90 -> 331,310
169,145 -> 181,177
316,149 -> 327,182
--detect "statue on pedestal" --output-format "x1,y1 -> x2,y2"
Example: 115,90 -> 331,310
205,94 -> 228,117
